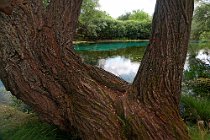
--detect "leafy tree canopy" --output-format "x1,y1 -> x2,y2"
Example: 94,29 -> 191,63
79,0 -> 111,24
192,0 -> 210,39
117,10 -> 151,22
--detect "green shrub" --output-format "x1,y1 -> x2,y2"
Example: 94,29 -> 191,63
186,78 -> 210,99
124,20 -> 151,39
200,31 -> 210,40
77,18 -> 151,40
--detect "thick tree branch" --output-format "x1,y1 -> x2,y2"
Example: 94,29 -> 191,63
45,0 -> 83,48
133,0 -> 194,106
0,1 -> 128,139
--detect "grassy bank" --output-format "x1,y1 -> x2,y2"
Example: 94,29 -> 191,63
73,39 -> 148,45
0,103 -> 210,140
0,104 -> 32,132
73,39 -> 210,46
189,125 -> 210,140
0,105 -> 79,140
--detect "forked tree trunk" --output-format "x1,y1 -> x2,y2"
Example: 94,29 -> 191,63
0,0 -> 194,139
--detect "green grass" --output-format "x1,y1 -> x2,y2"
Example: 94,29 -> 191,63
2,121 -> 57,140
0,105 -> 78,140
181,95 -> 210,121
0,104 -> 32,133
181,95 -> 210,139
188,125 -> 210,140
1,100 -> 210,140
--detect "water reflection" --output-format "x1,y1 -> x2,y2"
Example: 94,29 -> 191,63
76,41 -> 210,83
196,49 -> 210,64
77,44 -> 145,83
98,56 -> 140,83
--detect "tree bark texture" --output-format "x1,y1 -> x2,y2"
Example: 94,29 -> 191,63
0,0 -> 194,140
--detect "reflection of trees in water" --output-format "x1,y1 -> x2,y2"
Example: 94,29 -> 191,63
76,46 -> 145,83
183,42 -> 210,99
77,46 -> 146,65
78,42 -> 210,85
184,43 -> 210,81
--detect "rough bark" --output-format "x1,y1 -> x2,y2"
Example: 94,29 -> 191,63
0,0 -> 194,140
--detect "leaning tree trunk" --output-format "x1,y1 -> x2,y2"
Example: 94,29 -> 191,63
0,0 -> 194,139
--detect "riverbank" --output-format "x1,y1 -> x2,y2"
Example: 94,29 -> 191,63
0,105 -> 77,140
74,39 -> 210,44
0,104 -> 209,140
73,39 -> 149,44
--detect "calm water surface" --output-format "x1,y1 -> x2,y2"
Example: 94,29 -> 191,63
75,41 -> 210,83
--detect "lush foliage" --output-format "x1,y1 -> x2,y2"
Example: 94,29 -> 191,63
187,78 -> 210,99
76,0 -> 112,40
77,18 -> 151,40
179,42 -> 210,138
191,1 -> 210,39
117,10 -> 152,22
183,43 -> 210,99
76,0 -> 152,40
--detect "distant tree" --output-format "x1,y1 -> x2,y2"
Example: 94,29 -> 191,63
77,0 -> 112,39
191,1 -> 210,39
117,12 -> 131,21
79,0 -> 110,22
118,10 -> 151,22
129,10 -> 151,22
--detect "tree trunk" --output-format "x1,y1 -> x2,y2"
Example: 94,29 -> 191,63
0,0 -> 194,140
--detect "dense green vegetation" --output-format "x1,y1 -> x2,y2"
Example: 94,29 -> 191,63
77,0 -> 210,41
191,1 -> 210,40
181,42 -> 210,138
76,0 -> 152,40
77,19 -> 151,40
117,10 -> 151,22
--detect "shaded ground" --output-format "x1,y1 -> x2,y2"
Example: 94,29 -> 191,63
0,104 -> 33,139
0,104 -> 79,140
